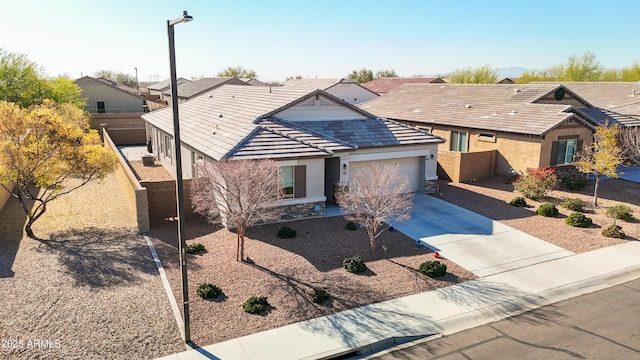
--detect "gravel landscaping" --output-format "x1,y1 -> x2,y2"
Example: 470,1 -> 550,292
0,174 -> 184,360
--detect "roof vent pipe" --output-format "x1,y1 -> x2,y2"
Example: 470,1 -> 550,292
465,104 -> 471,109
633,88 -> 636,96
514,88 -> 521,93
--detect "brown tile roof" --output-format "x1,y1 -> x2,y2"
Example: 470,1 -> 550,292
359,83 -> 589,136
164,77 -> 248,99
361,77 -> 445,94
143,85 -> 443,161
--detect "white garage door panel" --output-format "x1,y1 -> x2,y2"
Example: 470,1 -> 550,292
350,157 -> 422,192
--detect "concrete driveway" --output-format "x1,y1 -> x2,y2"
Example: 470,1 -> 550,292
393,194 -> 574,277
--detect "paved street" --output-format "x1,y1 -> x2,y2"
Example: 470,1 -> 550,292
369,278 -> 640,360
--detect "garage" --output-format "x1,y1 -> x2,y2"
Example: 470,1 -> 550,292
349,156 -> 424,192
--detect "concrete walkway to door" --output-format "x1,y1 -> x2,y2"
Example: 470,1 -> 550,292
393,194 -> 575,277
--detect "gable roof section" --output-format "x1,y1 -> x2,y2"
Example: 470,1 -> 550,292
148,77 -> 191,91
362,77 -> 445,94
555,82 -> 640,115
165,77 -> 248,99
359,83 -> 590,136
75,76 -> 143,101
281,78 -> 378,97
143,85 -> 443,161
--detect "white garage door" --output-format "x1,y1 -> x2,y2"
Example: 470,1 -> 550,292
350,157 -> 423,192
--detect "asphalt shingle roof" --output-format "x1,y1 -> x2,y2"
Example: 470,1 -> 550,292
359,83 -> 583,136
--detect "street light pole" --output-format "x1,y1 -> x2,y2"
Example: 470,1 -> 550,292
134,67 -> 139,95
167,10 -> 193,344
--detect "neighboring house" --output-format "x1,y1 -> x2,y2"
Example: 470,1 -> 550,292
240,78 -> 269,86
148,77 -> 192,101
281,78 -> 379,105
142,85 -> 444,220
360,83 -> 596,182
497,77 -> 516,84
75,76 -> 145,114
163,77 -> 248,104
362,77 -> 445,95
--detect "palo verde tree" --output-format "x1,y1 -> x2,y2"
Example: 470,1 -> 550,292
518,51 -> 604,83
0,48 -> 83,108
0,100 -> 118,238
347,68 -> 374,83
217,66 -> 257,78
375,69 -> 398,78
574,123 -> 623,206
190,159 -> 281,261
336,163 -> 413,253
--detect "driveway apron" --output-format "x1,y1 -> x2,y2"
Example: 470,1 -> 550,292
393,194 -> 574,277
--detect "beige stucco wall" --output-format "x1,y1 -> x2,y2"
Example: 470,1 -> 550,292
325,83 -> 379,105
76,77 -> 144,113
539,122 -> 593,168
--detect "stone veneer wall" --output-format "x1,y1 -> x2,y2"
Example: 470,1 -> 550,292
425,180 -> 438,194
279,201 -> 325,221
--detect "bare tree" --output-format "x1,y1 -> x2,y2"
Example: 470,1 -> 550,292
336,163 -> 413,253
620,126 -> 640,165
191,159 -> 281,261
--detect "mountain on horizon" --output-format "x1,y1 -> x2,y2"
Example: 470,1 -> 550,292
496,67 -> 526,79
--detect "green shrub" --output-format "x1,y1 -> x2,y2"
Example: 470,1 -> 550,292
601,224 -> 625,238
342,255 -> 367,273
509,196 -> 527,207
558,168 -> 588,191
561,198 -> 586,212
606,205 -> 633,221
242,296 -> 270,314
312,288 -> 329,304
186,243 -> 206,254
418,260 -> 447,278
565,212 -> 593,227
536,202 -> 559,217
277,226 -> 297,239
513,167 -> 559,200
345,221 -> 358,231
196,283 -> 222,299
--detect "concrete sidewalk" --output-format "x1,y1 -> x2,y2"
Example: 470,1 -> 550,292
157,241 -> 640,360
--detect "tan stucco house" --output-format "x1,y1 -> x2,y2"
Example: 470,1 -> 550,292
142,85 -> 444,220
360,83 -> 597,182
75,76 -> 145,114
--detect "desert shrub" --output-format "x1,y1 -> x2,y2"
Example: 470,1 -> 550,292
557,167 -> 588,191
509,196 -> 527,207
606,205 -> 634,221
242,296 -> 269,314
345,221 -> 358,231
565,212 -> 593,227
196,283 -> 222,299
561,198 -> 586,212
186,243 -> 206,254
418,260 -> 447,278
312,288 -> 329,304
277,226 -> 297,238
602,223 -> 625,238
342,255 -> 367,273
536,202 -> 558,217
513,167 -> 559,200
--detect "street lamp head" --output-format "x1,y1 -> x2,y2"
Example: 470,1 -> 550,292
170,10 -> 193,26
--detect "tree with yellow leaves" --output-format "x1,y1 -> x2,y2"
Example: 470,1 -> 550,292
0,100 -> 117,238
574,123 -> 622,206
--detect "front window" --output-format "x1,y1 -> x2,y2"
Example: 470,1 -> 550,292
450,131 -> 468,152
556,139 -> 577,165
280,166 -> 294,198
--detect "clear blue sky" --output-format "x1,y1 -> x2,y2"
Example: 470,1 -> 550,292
2,0 -> 638,83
